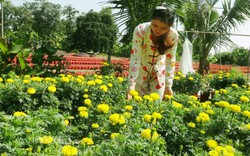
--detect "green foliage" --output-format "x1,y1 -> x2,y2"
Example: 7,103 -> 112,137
211,47 -> 250,66
73,8 -> 118,53
0,74 -> 250,155
208,70 -> 247,89
0,34 -> 66,77
172,71 -> 204,95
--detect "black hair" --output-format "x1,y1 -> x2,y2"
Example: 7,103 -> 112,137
151,6 -> 176,55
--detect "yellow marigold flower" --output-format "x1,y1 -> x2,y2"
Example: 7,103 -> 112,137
231,84 -> 238,88
6,78 -> 14,83
100,85 -> 108,92
84,88 -> 88,92
172,101 -> 183,108
77,75 -> 84,80
97,103 -> 109,113
206,109 -> 215,115
240,96 -> 249,103
109,113 -> 126,125
134,95 -> 142,101
79,111 -> 88,118
107,83 -> 113,87
140,129 -> 159,141
165,94 -> 172,100
228,104 -> 241,113
141,129 -> 151,140
217,101 -> 230,107
78,106 -> 87,112
68,116 -> 74,120
200,130 -> 206,134
76,78 -> 82,83
219,89 -> 227,94
214,90 -> 219,94
149,92 -> 160,100
39,136 -> 53,144
14,111 -> 27,117
64,120 -> 69,126
196,112 -> 210,123
174,76 -> 180,80
95,79 -> 103,84
245,124 -> 250,130
48,85 -> 56,93
110,133 -> 120,139
83,94 -> 88,98
187,122 -> 196,128
225,145 -> 235,153
152,112 -> 162,119
144,114 -> 152,123
61,77 -> 70,83
84,99 -> 92,106
91,123 -> 99,129
124,105 -> 133,111
143,95 -> 153,102
188,76 -> 194,81
27,87 -> 36,94
214,146 -> 228,155
103,62 -> 109,66
208,150 -> 219,156
206,139 -> 218,149
129,90 -> 139,96
117,77 -> 124,82
81,137 -> 94,145
123,112 -> 131,118
59,74 -> 65,77
242,110 -> 250,118
62,145 -> 78,156
97,75 -> 103,79
189,95 -> 198,101
31,77 -> 42,82
87,80 -> 96,86
23,79 -> 31,84
0,77 -> 3,82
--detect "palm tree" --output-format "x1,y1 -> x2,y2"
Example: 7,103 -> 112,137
177,0 -> 250,74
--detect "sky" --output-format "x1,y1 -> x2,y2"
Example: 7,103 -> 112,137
11,0 -> 250,50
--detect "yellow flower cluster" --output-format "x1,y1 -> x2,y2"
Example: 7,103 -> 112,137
78,105 -> 89,118
149,92 -> 160,100
206,139 -> 236,156
61,145 -> 78,156
84,99 -> 92,106
242,110 -> 250,118
124,105 -> 133,111
109,113 -> 125,125
13,111 -> 27,117
61,77 -> 70,83
81,137 -> 94,145
187,122 -> 196,128
228,104 -> 241,113
91,123 -> 99,129
27,87 -> 36,94
39,136 -> 53,144
172,101 -> 183,108
97,103 -> 110,113
196,112 -> 210,123
140,128 -> 159,141
240,96 -> 249,103
48,85 -> 56,93
100,85 -> 108,92
95,79 -> 103,84
110,133 -> 120,139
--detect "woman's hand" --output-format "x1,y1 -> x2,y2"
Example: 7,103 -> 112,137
163,87 -> 173,100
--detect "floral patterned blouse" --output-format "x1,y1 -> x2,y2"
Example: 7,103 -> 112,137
128,22 -> 179,90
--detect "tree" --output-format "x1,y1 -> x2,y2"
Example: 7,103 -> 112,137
177,0 -> 250,74
72,8 -> 118,53
24,0 -> 63,48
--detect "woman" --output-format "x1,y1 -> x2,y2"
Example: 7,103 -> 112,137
127,5 -> 179,100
